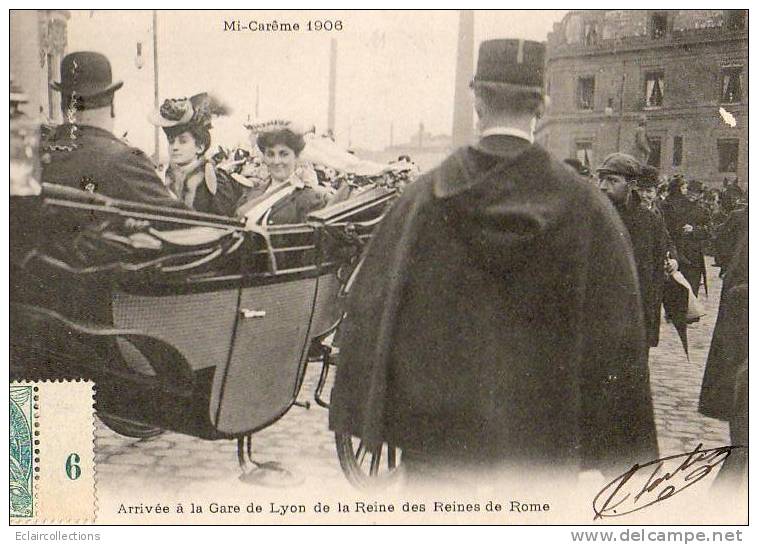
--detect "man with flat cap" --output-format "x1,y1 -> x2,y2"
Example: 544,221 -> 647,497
330,40 -> 657,485
41,51 -> 183,208
598,153 -> 677,352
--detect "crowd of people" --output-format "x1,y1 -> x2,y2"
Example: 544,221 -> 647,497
332,38 -> 748,491
562,149 -> 748,487
17,46 -> 748,491
564,157 -> 748,291
34,52 -> 419,228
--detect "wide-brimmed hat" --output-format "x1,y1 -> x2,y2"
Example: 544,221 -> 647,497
470,39 -> 545,92
596,153 -> 641,179
149,92 -> 230,129
50,51 -> 123,99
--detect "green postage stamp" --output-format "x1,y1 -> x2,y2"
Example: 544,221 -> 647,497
9,382 -> 96,524
10,385 -> 34,518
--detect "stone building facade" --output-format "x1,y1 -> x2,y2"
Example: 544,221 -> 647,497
537,10 -> 747,187
10,10 -> 70,123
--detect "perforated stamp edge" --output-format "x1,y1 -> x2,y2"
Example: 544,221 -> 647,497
10,380 -> 96,525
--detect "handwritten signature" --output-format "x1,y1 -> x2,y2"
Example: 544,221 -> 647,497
593,443 -> 745,519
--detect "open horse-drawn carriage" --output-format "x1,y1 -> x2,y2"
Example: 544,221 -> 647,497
10,179 -> 401,486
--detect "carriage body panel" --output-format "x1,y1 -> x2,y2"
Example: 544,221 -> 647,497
210,276 -> 317,434
10,182 -> 397,441
113,289 -> 237,372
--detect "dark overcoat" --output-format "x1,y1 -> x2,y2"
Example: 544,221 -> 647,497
699,233 -> 748,421
329,137 -> 658,473
234,180 -> 331,225
165,160 -> 246,216
713,207 -> 748,270
617,200 -> 670,347
661,193 -> 709,292
42,124 -> 184,209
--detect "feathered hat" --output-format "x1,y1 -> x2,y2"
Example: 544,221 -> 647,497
149,92 -> 230,129
243,118 -> 305,135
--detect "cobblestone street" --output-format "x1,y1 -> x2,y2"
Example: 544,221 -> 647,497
95,263 -> 729,496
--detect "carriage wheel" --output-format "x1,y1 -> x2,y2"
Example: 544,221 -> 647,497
94,339 -> 165,439
335,432 -> 402,489
97,413 -> 164,440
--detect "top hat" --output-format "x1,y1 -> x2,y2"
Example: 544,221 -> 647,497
51,51 -> 123,99
471,39 -> 546,91
596,153 -> 641,179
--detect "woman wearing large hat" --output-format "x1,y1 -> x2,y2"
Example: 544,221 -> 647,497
235,120 -> 350,225
150,93 -> 246,216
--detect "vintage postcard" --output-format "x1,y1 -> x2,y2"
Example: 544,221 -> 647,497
8,8 -> 748,529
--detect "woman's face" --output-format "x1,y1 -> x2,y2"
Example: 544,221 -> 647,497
263,144 -> 297,182
168,131 -> 203,166
637,186 -> 657,208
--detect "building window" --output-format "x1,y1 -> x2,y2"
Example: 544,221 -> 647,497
717,139 -> 739,173
651,13 -> 668,39
720,67 -> 743,103
644,71 -> 664,108
672,136 -> 683,167
725,10 -> 746,31
648,137 -> 662,168
575,140 -> 593,168
577,76 -> 595,111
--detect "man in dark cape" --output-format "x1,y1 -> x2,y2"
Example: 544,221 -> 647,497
330,39 -> 657,480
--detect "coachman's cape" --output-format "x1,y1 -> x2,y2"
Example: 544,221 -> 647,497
329,140 -> 658,473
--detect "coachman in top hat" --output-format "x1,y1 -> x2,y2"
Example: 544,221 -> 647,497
41,51 -> 183,208
330,39 -> 657,485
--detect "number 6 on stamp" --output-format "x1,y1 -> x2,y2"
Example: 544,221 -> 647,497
10,381 -> 95,523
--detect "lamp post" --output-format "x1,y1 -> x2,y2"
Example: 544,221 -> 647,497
615,61 -> 626,152
152,10 -> 160,163
452,10 -> 475,147
327,38 -> 337,134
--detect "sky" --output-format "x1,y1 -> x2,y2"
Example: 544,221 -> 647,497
68,10 -> 567,159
